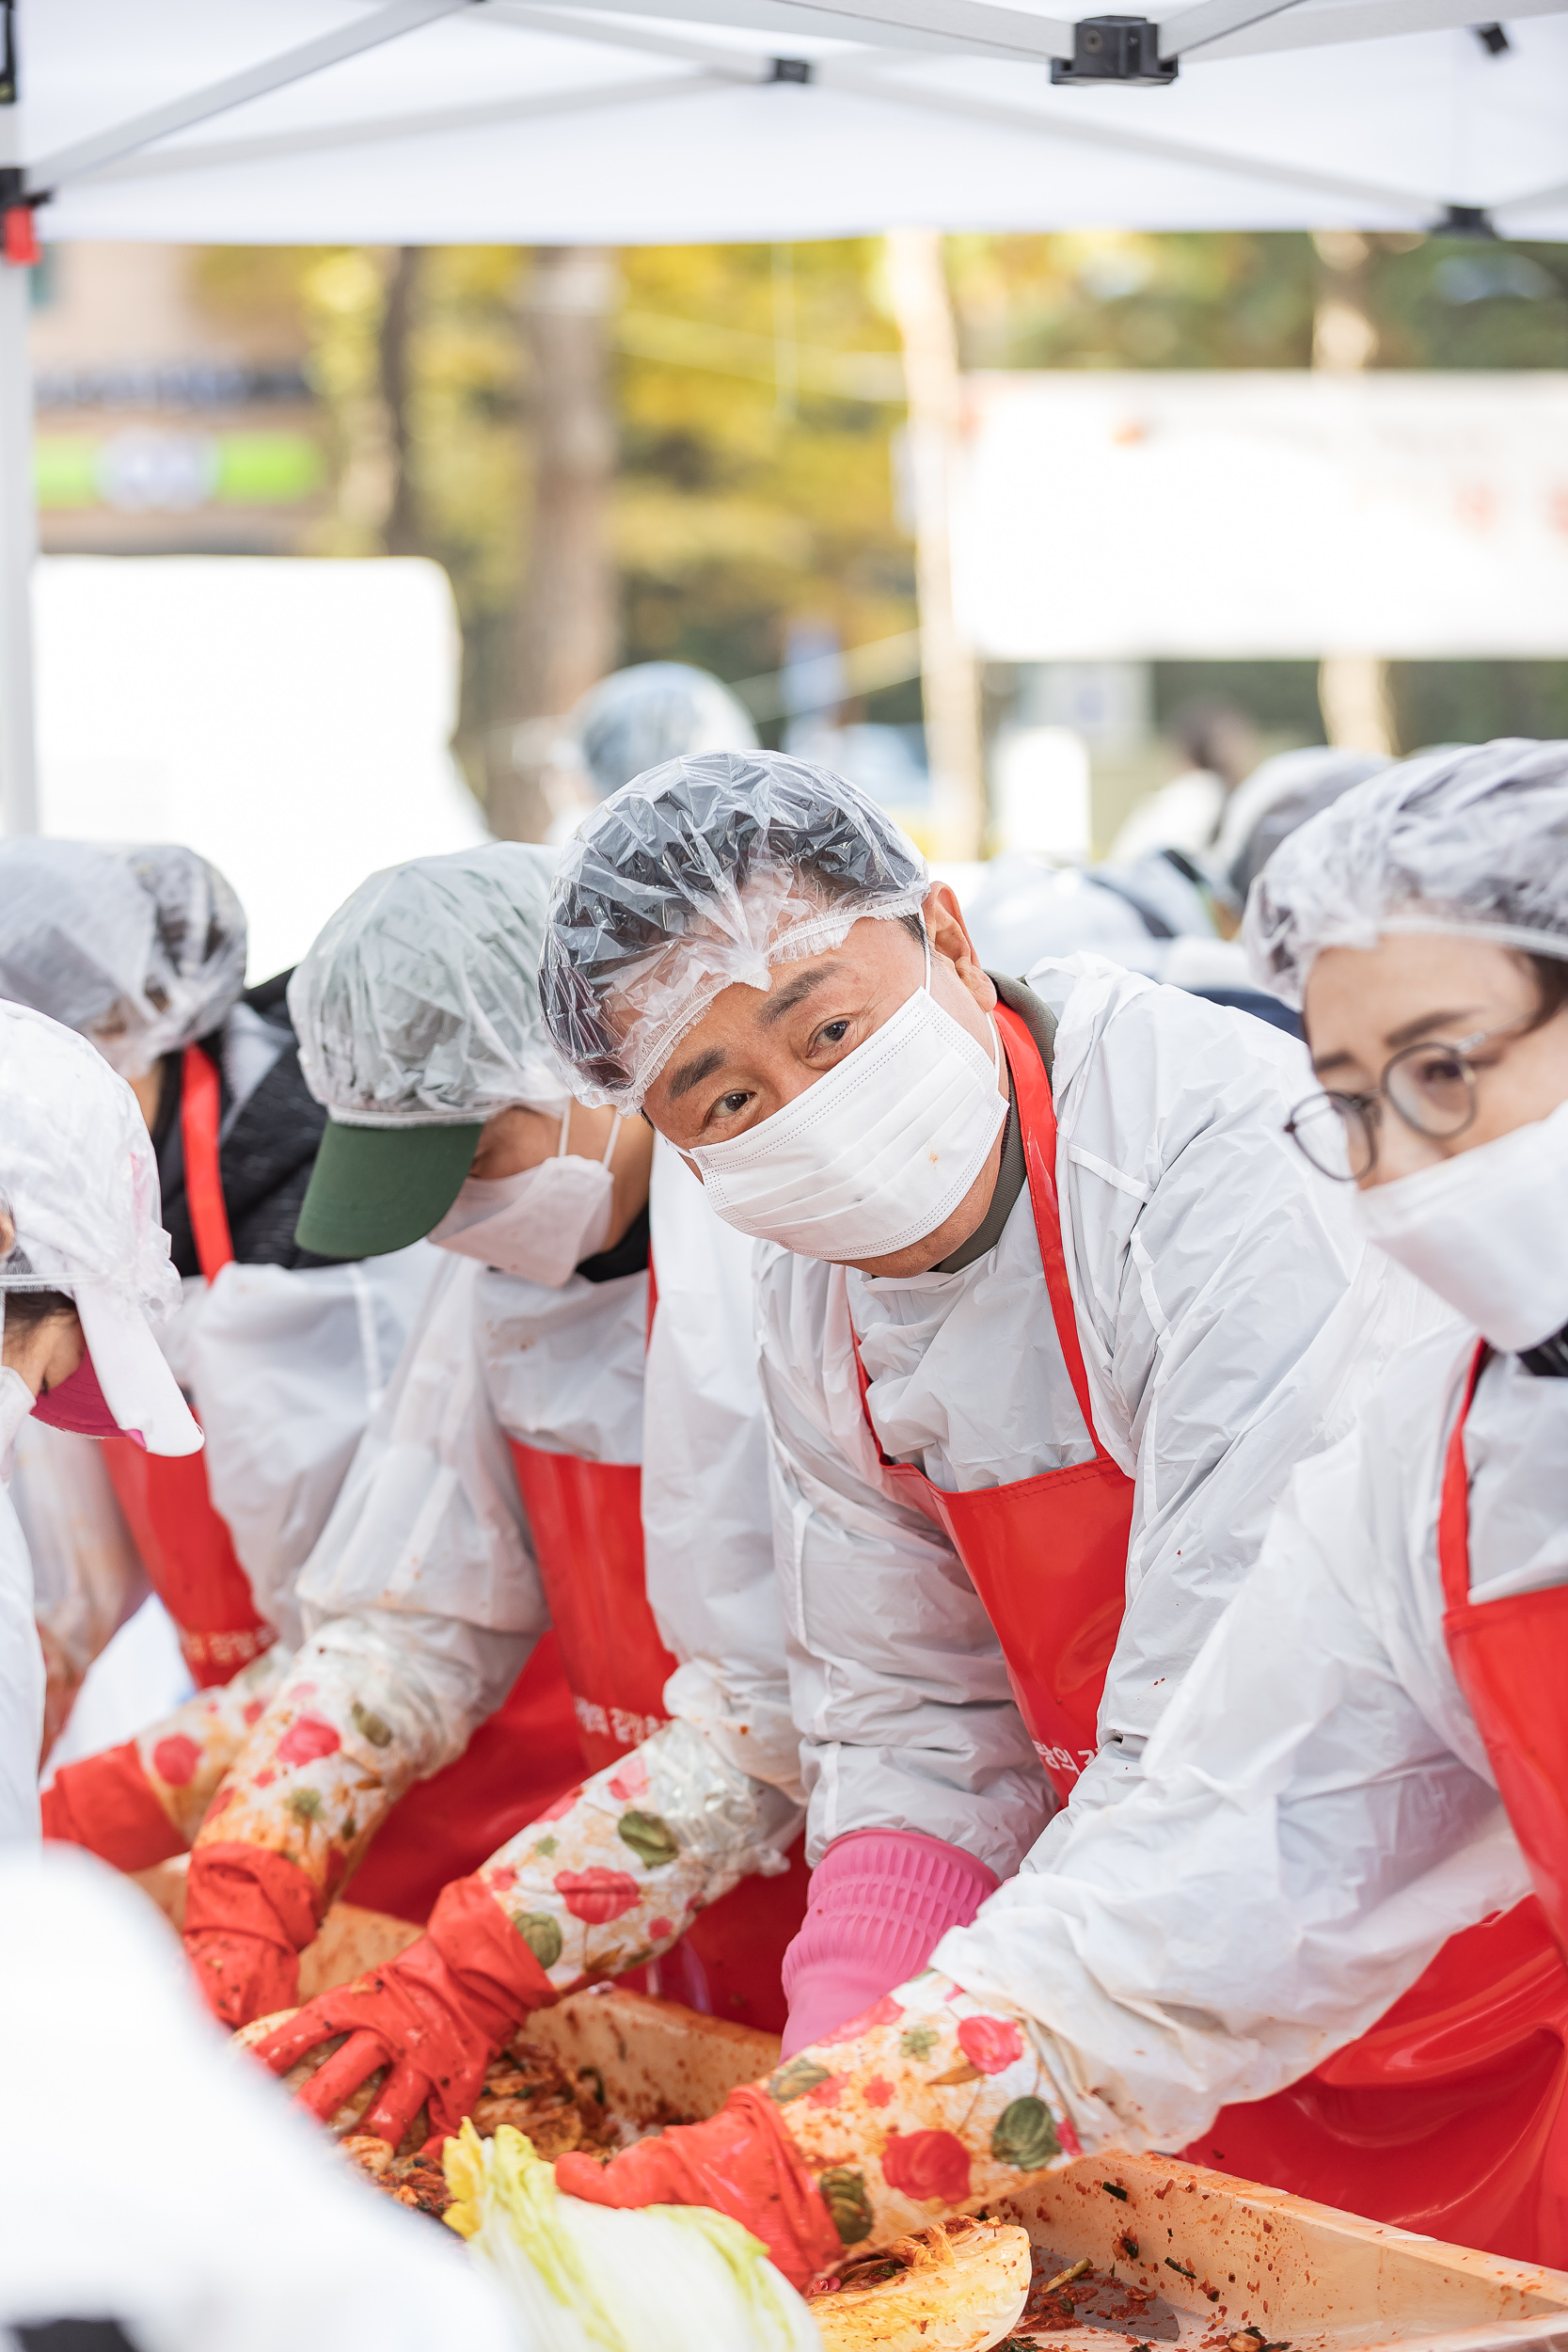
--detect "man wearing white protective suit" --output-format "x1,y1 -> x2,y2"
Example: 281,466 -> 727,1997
189,842 -> 805,2111
0,1002 -> 206,1842
0,841 -> 434,1865
538,748 -> 1433,2058
546,739 -> 1568,2289
501,749 -> 1433,2285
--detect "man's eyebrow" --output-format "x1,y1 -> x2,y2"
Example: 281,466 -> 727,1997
759,963 -> 840,1027
667,1045 -> 726,1102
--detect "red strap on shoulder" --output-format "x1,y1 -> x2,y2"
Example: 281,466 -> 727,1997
992,1001 -> 1107,1458
1437,1341 -> 1489,1616
181,1043 -> 235,1281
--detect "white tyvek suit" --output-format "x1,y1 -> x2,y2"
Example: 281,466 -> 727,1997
293,1137 -> 795,1798
14,1255 -> 436,1708
168,1248 -> 438,1649
0,1374 -> 44,1843
932,1326 -> 1551,2155
759,954 -> 1446,1877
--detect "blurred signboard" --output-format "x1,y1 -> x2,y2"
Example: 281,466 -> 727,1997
953,373 -> 1568,660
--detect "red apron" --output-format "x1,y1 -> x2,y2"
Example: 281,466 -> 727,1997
102,1044 -> 272,1687
851,1000 -> 1134,1809
505,1265 -> 809,2032
1184,1343 -> 1568,2266
103,1042 -> 584,1917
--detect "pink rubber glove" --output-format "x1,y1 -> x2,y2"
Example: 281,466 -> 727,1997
780,1831 -> 997,2056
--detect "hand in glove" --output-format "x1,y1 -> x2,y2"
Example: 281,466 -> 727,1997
183,1634 -> 437,2026
42,1648 -> 290,1870
251,1721 -> 795,2130
248,1876 -> 553,2147
556,2085 -> 844,2289
559,1970 -> 1078,2280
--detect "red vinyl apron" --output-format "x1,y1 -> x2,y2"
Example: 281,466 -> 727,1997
851,999 -> 1134,1809
102,1043 -> 273,1687
1184,1343 -> 1568,2266
103,1043 -> 584,1917
506,1257 -> 809,2031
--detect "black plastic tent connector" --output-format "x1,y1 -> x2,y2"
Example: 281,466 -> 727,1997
1051,17 -> 1178,83
769,56 -> 814,81
1435,202 -> 1499,238
1471,23 -> 1511,54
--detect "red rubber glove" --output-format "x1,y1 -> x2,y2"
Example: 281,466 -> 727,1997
183,1842 -> 325,2028
41,1742 -> 186,1870
248,1875 -> 554,2148
555,2085 -> 843,2291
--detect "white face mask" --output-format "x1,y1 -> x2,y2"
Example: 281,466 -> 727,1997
689,937 -> 1007,1263
1353,1094 -> 1568,1352
430,1110 -> 617,1287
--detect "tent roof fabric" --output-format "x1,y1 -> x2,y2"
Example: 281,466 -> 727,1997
19,0 -> 1568,243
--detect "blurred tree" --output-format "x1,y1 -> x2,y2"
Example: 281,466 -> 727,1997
193,228 -> 1568,818
613,239 -> 912,711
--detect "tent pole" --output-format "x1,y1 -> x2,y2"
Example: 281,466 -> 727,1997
884,226 -> 984,862
0,29 -> 36,838
0,257 -> 36,834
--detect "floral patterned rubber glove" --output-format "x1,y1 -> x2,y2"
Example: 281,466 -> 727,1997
42,1647 -> 291,1867
184,1630 -> 444,2026
247,1718 -> 798,2132
557,1968 -> 1077,2287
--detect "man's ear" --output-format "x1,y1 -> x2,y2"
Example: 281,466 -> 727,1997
924,882 -> 997,1013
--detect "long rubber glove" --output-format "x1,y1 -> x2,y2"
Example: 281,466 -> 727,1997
780,1830 -> 997,2056
247,1719 -> 799,2130
251,1876 -> 554,2146
558,1967 -> 1080,2287
41,1647 -> 292,1868
183,1627 -> 446,2026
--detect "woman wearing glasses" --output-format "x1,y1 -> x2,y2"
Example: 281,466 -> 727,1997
552,739 -> 1568,2281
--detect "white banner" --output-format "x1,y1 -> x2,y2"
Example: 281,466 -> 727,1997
954,373 -> 1568,661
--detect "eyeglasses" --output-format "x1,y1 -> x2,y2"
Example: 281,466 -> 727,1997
1285,1025 -> 1522,1182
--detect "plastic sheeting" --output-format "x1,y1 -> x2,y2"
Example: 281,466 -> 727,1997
0,838 -> 246,1079
290,841 -> 568,1128
543,750 -> 928,1111
1246,739 -> 1568,1009
572,664 -> 758,802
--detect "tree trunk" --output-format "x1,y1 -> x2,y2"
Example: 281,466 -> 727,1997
1312,231 -> 1396,756
883,228 -> 985,860
491,246 -> 618,841
380,245 -> 420,559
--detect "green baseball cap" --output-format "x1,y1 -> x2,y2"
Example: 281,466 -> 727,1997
294,1119 -> 483,1260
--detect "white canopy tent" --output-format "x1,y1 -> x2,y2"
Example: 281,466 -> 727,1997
0,0 -> 1565,828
